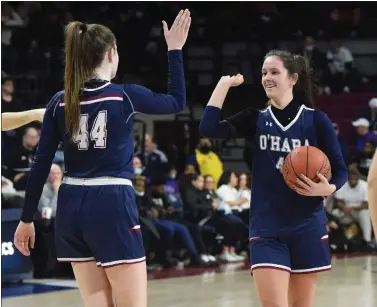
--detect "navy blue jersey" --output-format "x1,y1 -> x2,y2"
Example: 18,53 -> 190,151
21,50 -> 185,223
199,101 -> 348,236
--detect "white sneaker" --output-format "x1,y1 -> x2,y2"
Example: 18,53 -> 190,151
230,253 -> 245,262
219,252 -> 237,262
207,255 -> 217,262
201,254 -> 210,263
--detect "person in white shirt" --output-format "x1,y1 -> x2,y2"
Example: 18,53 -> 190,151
335,169 -> 373,246
216,171 -> 248,214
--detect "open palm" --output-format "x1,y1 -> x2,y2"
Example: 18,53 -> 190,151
162,9 -> 191,51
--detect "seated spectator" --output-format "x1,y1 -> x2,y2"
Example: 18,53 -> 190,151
142,133 -> 168,177
324,39 -> 361,93
334,169 -> 375,251
187,138 -> 224,189
216,171 -> 249,214
178,163 -> 196,195
134,174 -> 162,269
352,118 -> 377,153
238,173 -> 251,224
202,174 -> 246,262
352,141 -> 376,180
149,174 -> 209,267
164,164 -> 184,220
1,175 -> 24,208
359,97 -> 377,133
133,155 -> 146,176
3,127 -> 40,190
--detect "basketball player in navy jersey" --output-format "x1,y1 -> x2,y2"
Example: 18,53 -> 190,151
200,50 -> 348,307
14,9 -> 191,307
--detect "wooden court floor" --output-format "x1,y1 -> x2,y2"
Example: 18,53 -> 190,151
2,255 -> 377,307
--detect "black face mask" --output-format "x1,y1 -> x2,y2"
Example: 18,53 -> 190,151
199,144 -> 211,154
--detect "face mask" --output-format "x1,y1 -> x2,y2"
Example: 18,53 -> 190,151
135,191 -> 145,196
305,45 -> 314,52
168,173 -> 176,180
199,144 -> 211,154
134,168 -> 143,175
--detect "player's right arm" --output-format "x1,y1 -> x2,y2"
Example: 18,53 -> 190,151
1,109 -> 46,131
123,10 -> 191,116
199,74 -> 259,139
368,151 -> 377,238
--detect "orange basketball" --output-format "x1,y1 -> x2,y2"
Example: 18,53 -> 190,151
282,146 -> 332,192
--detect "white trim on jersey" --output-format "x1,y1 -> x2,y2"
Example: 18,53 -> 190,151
123,90 -> 140,124
251,263 -> 291,272
96,256 -> 146,267
59,96 -> 123,107
267,104 -> 305,131
82,82 -> 111,91
62,176 -> 133,187
57,257 -> 95,262
291,265 -> 331,273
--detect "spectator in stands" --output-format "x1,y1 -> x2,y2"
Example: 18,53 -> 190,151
149,174 -> 209,267
352,141 -> 376,180
334,168 -> 375,250
238,173 -> 251,224
164,165 -> 184,220
3,127 -> 39,190
178,163 -> 196,194
1,77 -> 22,113
143,133 -> 168,176
333,122 -> 349,164
202,174 -> 246,262
216,171 -> 248,215
1,175 -> 24,209
295,36 -> 326,85
359,97 -> 377,133
324,39 -> 361,93
187,138 -> 224,189
134,174 -> 161,270
352,118 -> 377,153
133,155 -> 145,176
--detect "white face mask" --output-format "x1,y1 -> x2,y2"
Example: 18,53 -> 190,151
134,168 -> 143,175
305,45 -> 314,52
135,191 -> 145,196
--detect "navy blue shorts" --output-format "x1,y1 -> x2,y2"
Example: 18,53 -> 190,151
249,226 -> 331,274
55,177 -> 145,267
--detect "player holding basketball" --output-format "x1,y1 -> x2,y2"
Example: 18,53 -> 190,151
199,50 -> 348,307
13,9 -> 191,307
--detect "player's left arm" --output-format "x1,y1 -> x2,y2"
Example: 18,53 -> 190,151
367,151 -> 377,237
315,110 -> 348,192
1,109 -> 46,131
20,96 -> 61,223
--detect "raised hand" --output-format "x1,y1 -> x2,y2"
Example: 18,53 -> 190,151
162,9 -> 191,50
220,74 -> 245,87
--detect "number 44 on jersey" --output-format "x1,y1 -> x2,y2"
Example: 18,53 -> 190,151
75,111 -> 108,150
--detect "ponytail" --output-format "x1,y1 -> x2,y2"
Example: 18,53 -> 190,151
293,54 -> 317,108
64,22 -> 89,141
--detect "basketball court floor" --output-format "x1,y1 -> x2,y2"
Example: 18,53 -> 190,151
2,255 -> 377,307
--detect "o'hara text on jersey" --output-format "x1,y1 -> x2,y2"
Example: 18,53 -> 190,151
260,134 -> 310,152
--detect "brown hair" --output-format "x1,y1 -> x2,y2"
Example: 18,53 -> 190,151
64,21 -> 116,140
264,50 -> 317,108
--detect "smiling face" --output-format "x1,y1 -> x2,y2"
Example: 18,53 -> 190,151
262,56 -> 298,102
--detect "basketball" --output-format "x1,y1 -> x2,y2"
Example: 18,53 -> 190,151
282,146 -> 332,191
